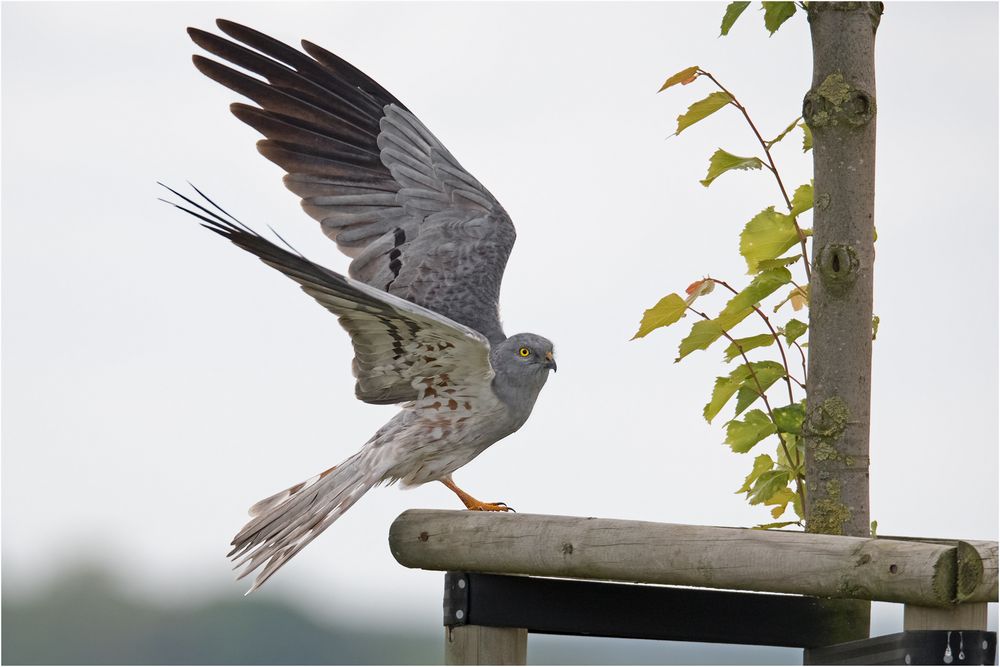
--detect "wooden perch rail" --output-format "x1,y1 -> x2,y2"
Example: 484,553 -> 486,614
389,510 -> 998,607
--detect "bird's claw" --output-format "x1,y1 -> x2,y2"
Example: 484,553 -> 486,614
468,500 -> 515,512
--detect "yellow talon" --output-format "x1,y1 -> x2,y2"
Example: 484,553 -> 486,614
440,476 -> 515,512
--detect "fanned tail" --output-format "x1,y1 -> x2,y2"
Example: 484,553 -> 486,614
229,450 -> 382,593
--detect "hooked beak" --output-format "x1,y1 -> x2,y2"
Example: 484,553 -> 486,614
543,350 -> 557,372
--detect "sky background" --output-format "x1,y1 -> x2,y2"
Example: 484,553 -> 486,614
3,0 -> 997,651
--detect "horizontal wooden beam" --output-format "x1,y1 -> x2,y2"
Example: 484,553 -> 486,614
389,510 -> 999,607
884,536 -> 998,603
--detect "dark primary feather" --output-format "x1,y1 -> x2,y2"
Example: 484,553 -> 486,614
188,20 -> 516,344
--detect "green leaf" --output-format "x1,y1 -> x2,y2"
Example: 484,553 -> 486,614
723,333 -> 775,362
733,361 -> 786,416
765,486 -> 797,517
725,409 -> 777,453
790,183 -> 814,217
757,255 -> 802,271
734,387 -> 760,417
632,293 -> 687,340
766,117 -> 801,148
704,361 -> 783,423
753,520 -> 800,530
740,207 -> 800,274
675,91 -> 732,136
775,434 -> 803,476
784,318 -> 807,345
800,122 -> 813,151
719,268 -> 792,319
872,315 -> 880,341
736,453 -> 774,494
720,1 -> 751,35
705,365 -> 752,423
700,149 -> 764,187
773,402 -> 806,435
676,306 -> 752,361
678,270 -> 789,361
748,469 -> 790,504
659,65 -> 699,92
762,1 -> 796,35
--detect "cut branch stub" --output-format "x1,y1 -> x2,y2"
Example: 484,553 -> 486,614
816,243 -> 860,296
803,73 -> 876,129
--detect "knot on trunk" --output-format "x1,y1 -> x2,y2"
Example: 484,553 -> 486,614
804,397 -> 850,443
803,73 -> 875,129
817,244 -> 860,296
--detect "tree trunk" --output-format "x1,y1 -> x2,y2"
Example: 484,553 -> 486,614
802,1 -> 882,539
801,2 -> 883,653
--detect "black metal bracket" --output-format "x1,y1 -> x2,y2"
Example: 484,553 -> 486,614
805,630 -> 996,666
442,573 -> 997,664
444,572 -> 867,648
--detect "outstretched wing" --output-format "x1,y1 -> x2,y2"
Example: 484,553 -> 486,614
188,20 -> 515,344
163,186 -> 494,406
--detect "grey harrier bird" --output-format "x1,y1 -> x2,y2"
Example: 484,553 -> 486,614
168,20 -> 557,592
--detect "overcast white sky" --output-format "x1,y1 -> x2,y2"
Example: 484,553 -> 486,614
2,0 -> 997,636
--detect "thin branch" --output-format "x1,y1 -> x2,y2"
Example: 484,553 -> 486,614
699,70 -> 812,283
708,278 -> 800,403
792,341 -> 808,384
685,305 -> 806,506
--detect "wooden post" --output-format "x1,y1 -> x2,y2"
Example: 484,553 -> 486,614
903,604 -> 988,631
445,626 -> 527,665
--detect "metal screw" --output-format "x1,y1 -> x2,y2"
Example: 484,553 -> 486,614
458,579 -> 466,589
904,654 -> 911,664
456,609 -> 464,620
983,640 -> 989,650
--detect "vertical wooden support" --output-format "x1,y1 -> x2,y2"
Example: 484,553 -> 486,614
903,603 -> 989,631
445,625 -> 527,665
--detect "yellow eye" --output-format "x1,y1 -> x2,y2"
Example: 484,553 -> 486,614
518,347 -> 531,357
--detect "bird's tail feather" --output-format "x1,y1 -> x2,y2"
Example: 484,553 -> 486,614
229,449 -> 382,593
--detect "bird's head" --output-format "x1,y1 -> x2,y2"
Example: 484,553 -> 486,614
493,333 -> 557,382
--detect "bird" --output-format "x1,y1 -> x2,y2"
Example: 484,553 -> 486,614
165,20 -> 558,593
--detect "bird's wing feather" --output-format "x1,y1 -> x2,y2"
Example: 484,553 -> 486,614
188,20 -> 515,343
162,186 -> 494,405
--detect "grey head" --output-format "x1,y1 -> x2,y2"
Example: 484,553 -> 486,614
490,333 -> 556,419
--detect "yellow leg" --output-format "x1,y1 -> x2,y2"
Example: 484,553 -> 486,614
440,476 -> 514,512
